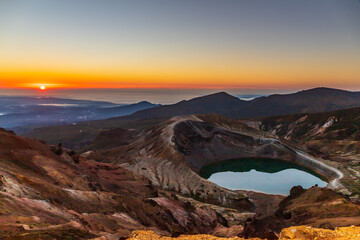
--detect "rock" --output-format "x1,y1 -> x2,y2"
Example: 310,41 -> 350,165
126,226 -> 360,240
279,225 -> 360,240
289,185 -> 305,198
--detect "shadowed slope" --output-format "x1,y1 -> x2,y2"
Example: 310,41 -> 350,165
0,128 -> 247,239
255,107 -> 360,195
123,92 -> 246,119
237,87 -> 360,118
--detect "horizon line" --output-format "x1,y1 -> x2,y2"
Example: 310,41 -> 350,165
1,86 -> 360,91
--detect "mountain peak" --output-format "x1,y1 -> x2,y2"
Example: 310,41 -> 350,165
206,91 -> 234,97
212,91 -> 232,96
299,87 -> 352,94
136,101 -> 153,105
189,91 -> 242,102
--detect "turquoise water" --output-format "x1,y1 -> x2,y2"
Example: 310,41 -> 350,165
200,158 -> 327,195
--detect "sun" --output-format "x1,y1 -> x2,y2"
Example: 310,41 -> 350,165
40,85 -> 46,90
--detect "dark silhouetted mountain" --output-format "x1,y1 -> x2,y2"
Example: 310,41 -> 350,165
236,87 -> 360,118
121,87 -> 360,120
98,101 -> 161,118
21,87 -> 360,149
123,92 -> 247,119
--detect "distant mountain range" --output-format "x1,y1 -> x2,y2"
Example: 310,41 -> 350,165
96,101 -> 160,118
4,87 -> 360,130
122,87 -> 360,120
123,91 -> 247,120
21,87 -> 360,149
0,96 -> 160,128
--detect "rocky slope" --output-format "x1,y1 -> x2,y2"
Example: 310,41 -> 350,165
0,128 -> 247,239
242,186 -> 360,239
2,110 -> 360,239
85,115 -> 255,211
86,114 -> 342,209
81,114 -> 359,237
254,107 -> 360,198
89,114 -> 344,198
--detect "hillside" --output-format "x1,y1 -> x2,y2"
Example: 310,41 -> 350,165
1,112 -> 360,239
0,128 -> 245,239
21,88 -> 360,148
121,87 -> 360,120
125,92 -> 247,119
22,117 -> 166,150
247,107 -> 360,195
96,101 -> 161,118
238,87 -> 360,118
258,107 -> 360,160
73,114 -> 360,238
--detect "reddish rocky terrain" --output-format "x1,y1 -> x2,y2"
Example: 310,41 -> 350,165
1,107 -> 360,239
256,107 -> 360,198
81,113 -> 359,238
0,128 -> 247,239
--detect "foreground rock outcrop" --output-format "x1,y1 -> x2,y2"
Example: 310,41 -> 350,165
127,225 -> 360,240
242,186 -> 360,239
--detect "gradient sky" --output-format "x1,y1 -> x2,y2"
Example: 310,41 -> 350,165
0,0 -> 359,89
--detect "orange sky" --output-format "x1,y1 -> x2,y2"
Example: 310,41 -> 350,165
1,1 -> 359,90
1,61 -> 359,90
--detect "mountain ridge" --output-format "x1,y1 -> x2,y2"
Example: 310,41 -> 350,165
119,87 -> 360,120
21,87 -> 360,149
1,100 -> 360,239
123,91 -> 246,120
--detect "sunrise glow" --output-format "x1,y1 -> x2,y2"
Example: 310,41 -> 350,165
0,1 -> 359,90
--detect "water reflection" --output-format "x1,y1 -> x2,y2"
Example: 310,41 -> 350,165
200,158 -> 327,195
